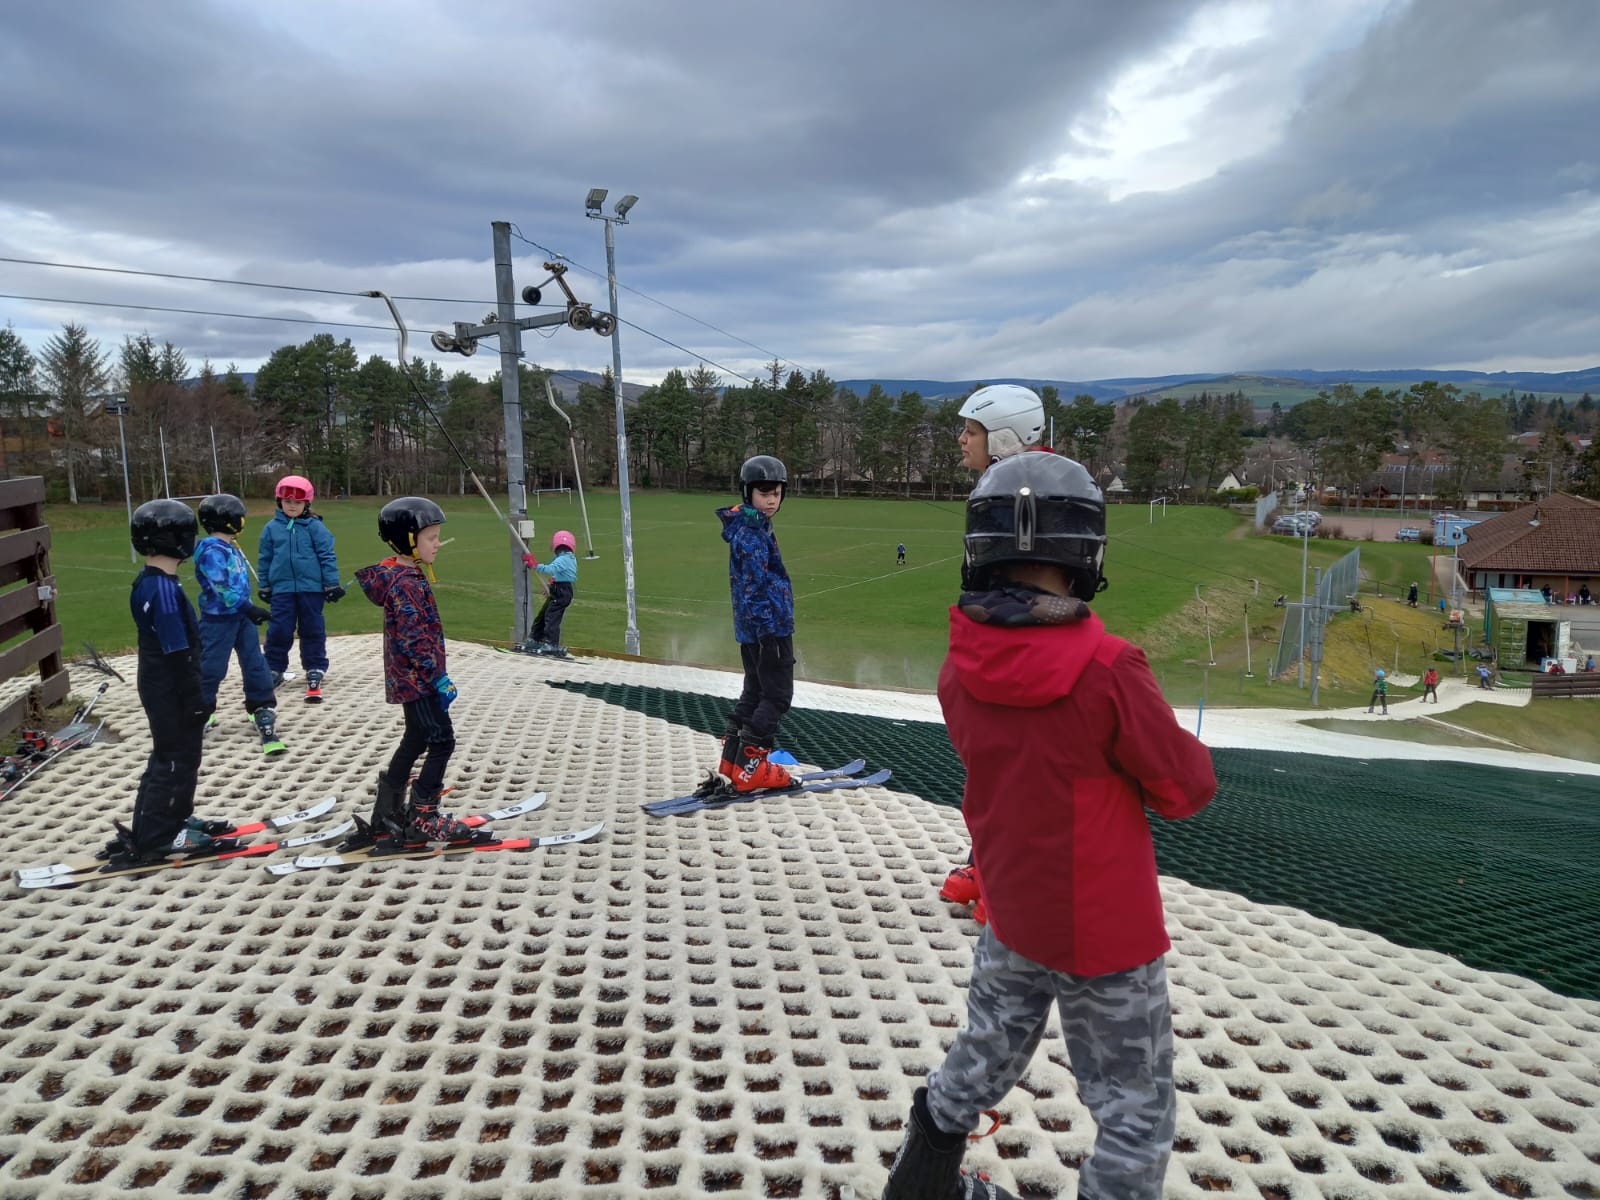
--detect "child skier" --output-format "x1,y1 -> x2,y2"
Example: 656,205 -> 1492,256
1367,667 -> 1389,714
521,530 -> 579,655
109,500 -> 226,862
194,494 -> 283,755
350,497 -> 494,850
714,455 -> 796,793
942,382 -> 1050,914
877,452 -> 1216,1200
257,474 -> 344,703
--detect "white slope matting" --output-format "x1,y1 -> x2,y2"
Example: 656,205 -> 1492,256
0,636 -> 1595,1199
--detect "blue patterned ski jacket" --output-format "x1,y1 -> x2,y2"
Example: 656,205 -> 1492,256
718,504 -> 793,644
193,535 -> 254,618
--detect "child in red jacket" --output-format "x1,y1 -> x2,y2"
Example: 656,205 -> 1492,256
350,497 -> 493,851
879,453 -> 1217,1200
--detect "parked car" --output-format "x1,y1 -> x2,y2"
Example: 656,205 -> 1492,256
1271,515 -> 1315,535
1396,526 -> 1422,542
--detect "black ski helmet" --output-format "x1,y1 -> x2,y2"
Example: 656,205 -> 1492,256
197,493 -> 247,535
130,498 -> 199,562
963,453 -> 1108,598
378,497 -> 447,556
740,455 -> 788,505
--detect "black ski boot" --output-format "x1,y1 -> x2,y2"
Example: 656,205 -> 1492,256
342,772 -> 407,851
881,1088 -> 1018,1200
403,786 -> 496,845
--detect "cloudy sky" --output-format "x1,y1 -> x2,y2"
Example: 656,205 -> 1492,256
3,0 -> 1597,388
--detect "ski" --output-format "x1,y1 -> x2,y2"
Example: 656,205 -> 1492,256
15,820 -> 353,890
15,794 -> 337,881
461,792 -> 547,826
266,820 -> 605,875
0,719 -> 106,806
492,645 -> 587,663
641,759 -> 867,816
643,766 -> 890,817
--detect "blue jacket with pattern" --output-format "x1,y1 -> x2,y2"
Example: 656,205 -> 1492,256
719,504 -> 793,644
193,535 -> 254,618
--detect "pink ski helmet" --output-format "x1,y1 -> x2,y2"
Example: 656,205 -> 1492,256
275,474 -> 314,502
551,530 -> 577,553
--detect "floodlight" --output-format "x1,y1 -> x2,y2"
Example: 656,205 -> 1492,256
585,187 -> 608,212
614,194 -> 638,219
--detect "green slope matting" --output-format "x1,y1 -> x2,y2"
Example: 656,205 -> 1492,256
553,680 -> 1600,1002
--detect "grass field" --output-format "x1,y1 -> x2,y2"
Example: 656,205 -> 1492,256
39,492 -> 1452,705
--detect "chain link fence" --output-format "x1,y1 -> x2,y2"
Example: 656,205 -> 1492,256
1272,545 -> 1362,677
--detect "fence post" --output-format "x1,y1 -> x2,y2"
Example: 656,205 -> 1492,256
0,477 -> 72,736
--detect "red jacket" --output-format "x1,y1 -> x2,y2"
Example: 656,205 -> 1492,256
938,607 -> 1216,976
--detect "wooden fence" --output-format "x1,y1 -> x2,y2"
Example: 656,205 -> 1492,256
1529,672 -> 1600,700
0,477 -> 70,735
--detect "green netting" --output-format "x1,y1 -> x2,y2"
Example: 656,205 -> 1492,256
553,681 -> 1600,1002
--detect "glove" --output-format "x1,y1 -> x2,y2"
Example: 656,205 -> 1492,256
244,604 -> 270,626
434,675 -> 458,711
324,585 -> 346,603
522,553 -> 537,570
258,588 -> 273,604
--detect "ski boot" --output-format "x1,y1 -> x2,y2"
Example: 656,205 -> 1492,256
939,861 -> 981,906
270,670 -> 285,690
403,786 -> 497,846
204,712 -> 219,736
881,1087 -> 1018,1200
254,706 -> 287,756
340,773 -> 405,852
728,730 -> 794,794
305,670 -> 325,704
716,721 -> 743,781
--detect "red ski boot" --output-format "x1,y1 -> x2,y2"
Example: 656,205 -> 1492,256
939,861 -> 981,906
729,732 -> 793,793
716,722 -> 743,781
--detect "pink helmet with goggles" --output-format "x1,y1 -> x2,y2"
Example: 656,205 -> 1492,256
551,530 -> 576,553
275,475 -> 314,502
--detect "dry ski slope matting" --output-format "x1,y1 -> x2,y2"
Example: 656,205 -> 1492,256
1,635 -> 1597,1199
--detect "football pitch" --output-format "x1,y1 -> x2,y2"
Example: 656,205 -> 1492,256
42,491 -> 1381,695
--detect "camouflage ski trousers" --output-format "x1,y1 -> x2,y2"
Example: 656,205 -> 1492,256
925,927 -> 1176,1200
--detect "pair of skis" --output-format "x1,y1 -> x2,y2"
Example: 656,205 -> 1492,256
264,792 -> 601,876
16,795 -> 347,888
14,792 -> 603,888
640,759 -> 891,817
0,683 -> 111,805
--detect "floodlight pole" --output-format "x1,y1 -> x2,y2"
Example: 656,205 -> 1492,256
102,397 -> 135,562
588,190 -> 641,655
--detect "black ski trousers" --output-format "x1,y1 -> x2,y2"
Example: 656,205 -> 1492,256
730,635 -> 795,742
531,582 -> 574,646
130,689 -> 206,853
384,695 -> 455,800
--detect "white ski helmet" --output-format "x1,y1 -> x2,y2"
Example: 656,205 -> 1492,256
959,384 -> 1045,460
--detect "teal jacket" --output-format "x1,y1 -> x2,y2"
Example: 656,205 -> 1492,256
257,510 -> 340,594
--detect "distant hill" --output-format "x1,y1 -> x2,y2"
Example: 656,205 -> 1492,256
839,367 -> 1600,408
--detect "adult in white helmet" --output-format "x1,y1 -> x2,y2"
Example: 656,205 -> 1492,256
957,384 -> 1046,471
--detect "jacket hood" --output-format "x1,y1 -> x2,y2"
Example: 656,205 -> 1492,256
718,503 -> 767,544
355,557 -> 417,607
945,605 -> 1107,707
